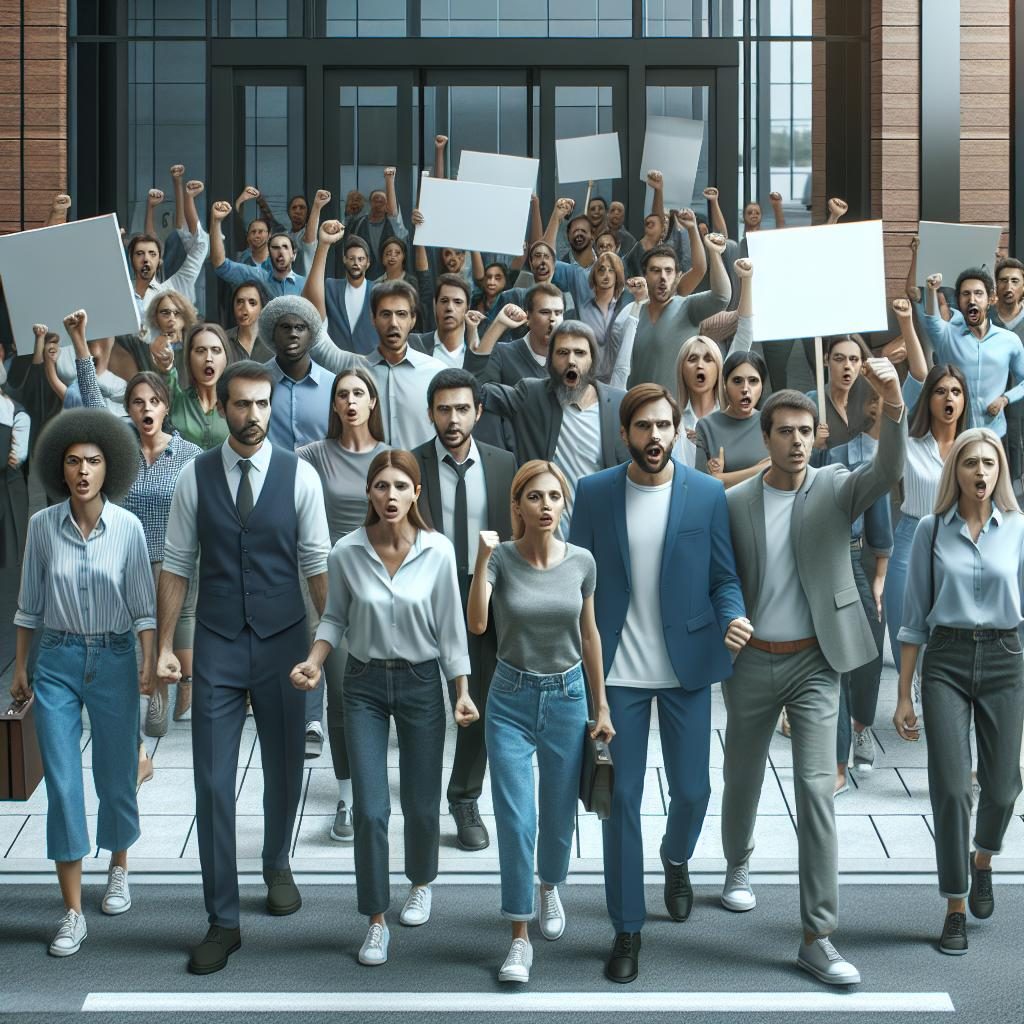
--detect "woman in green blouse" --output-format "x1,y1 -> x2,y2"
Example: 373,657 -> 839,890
151,322 -> 231,451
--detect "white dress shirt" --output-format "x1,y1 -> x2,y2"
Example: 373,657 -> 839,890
432,332 -> 466,368
901,433 -> 946,518
0,393 -> 29,465
315,527 -> 471,681
162,439 -> 331,579
435,436 -> 487,571
367,346 -> 447,450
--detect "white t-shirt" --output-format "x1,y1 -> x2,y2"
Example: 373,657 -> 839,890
553,401 -> 602,535
344,279 -> 367,327
606,477 -> 678,688
753,481 -> 815,641
432,332 -> 466,368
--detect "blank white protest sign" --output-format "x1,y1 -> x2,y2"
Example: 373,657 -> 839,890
457,151 -> 539,192
556,133 -> 622,184
639,116 -> 704,208
745,220 -> 889,342
916,220 -> 1003,288
0,214 -> 139,345
415,175 -> 532,256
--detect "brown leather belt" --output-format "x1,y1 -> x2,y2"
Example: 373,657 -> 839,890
747,636 -> 819,656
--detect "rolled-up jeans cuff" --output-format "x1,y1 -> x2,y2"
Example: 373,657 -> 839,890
939,889 -> 969,900
501,909 -> 535,922
973,840 -> 1001,856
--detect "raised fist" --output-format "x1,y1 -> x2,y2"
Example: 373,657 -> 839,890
211,200 -> 232,221
435,135 -> 448,148
185,180 -> 204,196
926,273 -> 943,290
169,164 -> 185,178
498,304 -> 528,328
52,193 -> 71,210
243,185 -> 260,200
319,220 -> 344,245
465,310 -> 485,330
734,258 -> 753,279
910,235 -> 920,253
704,232 -> 727,256
769,191 -> 783,202
383,167 -> 396,179
314,189 -> 331,206
148,189 -> 164,206
555,198 -> 575,218
32,323 -> 48,337
63,309 -> 87,336
828,197 -> 848,219
676,208 -> 697,230
703,186 -> 719,201
626,277 -> 649,303
646,170 -> 664,189
892,297 -> 912,319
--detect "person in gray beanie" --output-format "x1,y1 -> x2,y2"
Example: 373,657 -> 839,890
258,295 -> 366,761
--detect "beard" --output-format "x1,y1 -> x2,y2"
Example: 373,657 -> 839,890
551,365 -> 596,406
627,440 -> 673,475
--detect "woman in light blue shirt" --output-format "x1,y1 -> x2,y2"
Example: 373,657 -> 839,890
894,428 -> 1024,956
11,409 -> 155,959
290,449 -> 478,968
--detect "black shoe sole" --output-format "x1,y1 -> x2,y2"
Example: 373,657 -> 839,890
938,942 -> 968,956
267,897 -> 302,916
188,940 -> 241,975
605,963 -> 638,984
455,835 -> 490,852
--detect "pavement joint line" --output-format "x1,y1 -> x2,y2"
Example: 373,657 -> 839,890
77,991 -> 957,1013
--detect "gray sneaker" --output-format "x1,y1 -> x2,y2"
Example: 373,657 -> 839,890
330,800 -> 354,842
852,729 -> 875,771
144,686 -> 169,738
797,937 -> 861,985
721,862 -> 756,912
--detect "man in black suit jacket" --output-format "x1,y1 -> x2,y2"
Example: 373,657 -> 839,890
413,368 -> 516,852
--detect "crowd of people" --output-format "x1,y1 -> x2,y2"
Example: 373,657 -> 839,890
4,139 -> 1024,985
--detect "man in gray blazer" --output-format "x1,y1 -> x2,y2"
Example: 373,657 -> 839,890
412,368 -> 516,853
721,360 -> 906,987
478,320 -> 630,518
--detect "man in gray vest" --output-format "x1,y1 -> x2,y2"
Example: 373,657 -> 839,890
157,361 -> 331,975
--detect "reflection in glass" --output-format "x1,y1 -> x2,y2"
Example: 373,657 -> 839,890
645,85 -> 710,213
244,85 -> 305,226
327,0 -> 407,36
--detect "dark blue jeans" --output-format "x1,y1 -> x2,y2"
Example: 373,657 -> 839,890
343,656 -> 447,916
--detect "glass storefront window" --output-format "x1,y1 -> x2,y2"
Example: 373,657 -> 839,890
327,0 -> 408,36
128,0 -> 206,35
231,0 -> 289,36
421,0 -> 630,38
244,86 -> 305,231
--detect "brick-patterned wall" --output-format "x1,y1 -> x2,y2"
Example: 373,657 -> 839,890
961,0 -> 1010,253
0,1 -> 68,234
870,0 -> 920,298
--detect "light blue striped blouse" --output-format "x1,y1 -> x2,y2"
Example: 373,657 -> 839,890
14,499 -> 157,635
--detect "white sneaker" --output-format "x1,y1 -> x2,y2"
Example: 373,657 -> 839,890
539,885 -> 565,940
498,937 -> 533,983
399,885 -> 432,926
358,922 -> 390,965
797,937 -> 861,986
852,729 -> 875,771
721,862 -> 757,912
49,909 -> 87,957
101,865 -> 132,915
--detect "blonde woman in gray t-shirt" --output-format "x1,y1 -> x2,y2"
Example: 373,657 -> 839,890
468,459 -> 614,986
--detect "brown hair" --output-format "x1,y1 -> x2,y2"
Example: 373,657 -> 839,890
619,382 -> 682,431
184,322 -> 231,388
524,281 -> 563,314
326,368 -> 385,442
123,371 -> 170,413
363,449 -> 432,531
509,460 -> 571,540
146,288 -> 198,341
370,279 -> 419,315
434,272 -> 471,305
588,251 -> 625,297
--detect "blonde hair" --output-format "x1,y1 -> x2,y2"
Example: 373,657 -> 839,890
933,428 -> 1021,516
675,335 -> 725,413
509,460 -> 571,540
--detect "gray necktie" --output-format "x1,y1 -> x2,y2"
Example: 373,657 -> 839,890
236,459 -> 254,523
444,454 -> 474,575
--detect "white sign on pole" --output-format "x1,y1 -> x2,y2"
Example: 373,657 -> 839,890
457,151 -> 539,192
0,214 -> 140,346
917,220 -> 1003,287
555,133 -> 622,184
745,220 -> 889,342
639,116 -> 704,208
415,175 -> 532,256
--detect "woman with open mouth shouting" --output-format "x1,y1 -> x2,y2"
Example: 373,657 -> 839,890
144,289 -> 197,382
894,428 -> 1024,957
151,321 -> 231,452
68,308 -> 203,744
290,449 -> 478,968
694,349 -> 771,488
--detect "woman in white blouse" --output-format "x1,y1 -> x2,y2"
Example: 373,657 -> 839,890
0,383 -> 30,568
290,449 -> 478,967
883,363 -> 969,669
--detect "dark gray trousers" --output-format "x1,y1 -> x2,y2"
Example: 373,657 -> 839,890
192,620 -> 307,928
921,628 -> 1024,898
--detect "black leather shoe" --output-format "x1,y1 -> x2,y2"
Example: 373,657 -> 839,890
660,842 -> 693,921
450,801 -> 490,851
939,912 -> 968,955
264,867 -> 302,916
968,854 -> 994,919
605,931 -> 641,983
188,925 -> 241,975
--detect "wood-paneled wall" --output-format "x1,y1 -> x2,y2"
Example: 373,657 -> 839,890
0,1 -> 67,235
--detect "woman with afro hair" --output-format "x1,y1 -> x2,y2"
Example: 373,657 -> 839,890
11,407 -> 155,959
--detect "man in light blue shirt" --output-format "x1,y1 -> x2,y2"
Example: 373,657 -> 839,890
921,268 -> 1024,438
210,200 -> 306,298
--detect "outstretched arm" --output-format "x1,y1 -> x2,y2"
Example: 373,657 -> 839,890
302,219 -> 343,321
144,188 -> 164,239
674,210 -> 707,296
768,191 -> 785,228
704,186 -> 729,238
170,165 -> 186,231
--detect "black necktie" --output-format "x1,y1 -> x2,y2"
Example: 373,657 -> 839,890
236,459 -> 254,523
444,454 -> 474,575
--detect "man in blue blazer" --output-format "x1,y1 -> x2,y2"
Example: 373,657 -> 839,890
570,382 -> 752,984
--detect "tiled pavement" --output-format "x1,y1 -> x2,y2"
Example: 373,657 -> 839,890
3,658 -> 1023,879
